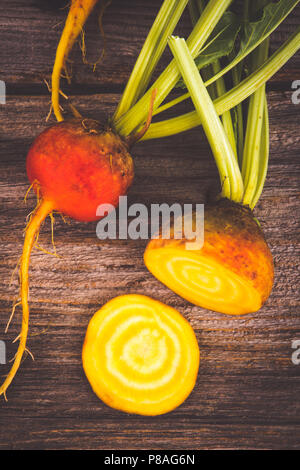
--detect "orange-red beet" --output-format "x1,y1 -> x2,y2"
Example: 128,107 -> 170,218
26,119 -> 134,221
0,118 -> 134,399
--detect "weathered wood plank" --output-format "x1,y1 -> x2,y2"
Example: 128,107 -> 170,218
1,0 -> 300,90
0,0 -> 300,450
0,90 -> 299,449
0,419 -> 300,450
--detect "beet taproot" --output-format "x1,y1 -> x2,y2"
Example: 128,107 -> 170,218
0,119 -> 134,399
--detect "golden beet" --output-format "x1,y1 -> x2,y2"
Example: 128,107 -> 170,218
82,295 -> 200,415
144,199 -> 274,315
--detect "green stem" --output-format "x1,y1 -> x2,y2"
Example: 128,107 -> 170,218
188,0 -> 200,26
152,92 -> 190,116
188,0 -> 218,99
231,57 -> 244,166
153,0 -> 300,118
113,0 -> 233,137
113,0 -> 189,122
243,0 -> 250,22
241,84 -> 267,204
190,0 -> 237,158
168,36 -> 244,202
250,96 -> 269,209
212,61 -> 238,160
242,39 -> 270,206
143,27 -> 300,140
242,0 -> 267,208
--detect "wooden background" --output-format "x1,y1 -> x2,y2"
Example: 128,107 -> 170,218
0,0 -> 299,450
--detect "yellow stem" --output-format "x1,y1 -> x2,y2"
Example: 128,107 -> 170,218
51,0 -> 98,122
0,200 -> 54,399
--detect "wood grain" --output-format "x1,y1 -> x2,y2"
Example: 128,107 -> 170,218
0,0 -> 299,450
1,0 -> 300,90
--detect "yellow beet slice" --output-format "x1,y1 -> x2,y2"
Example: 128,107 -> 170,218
144,199 -> 274,316
82,294 -> 200,415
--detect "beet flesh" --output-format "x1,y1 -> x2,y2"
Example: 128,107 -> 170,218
144,199 -> 274,315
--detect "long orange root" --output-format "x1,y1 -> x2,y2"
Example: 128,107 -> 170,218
52,0 -> 99,122
0,200 -> 53,399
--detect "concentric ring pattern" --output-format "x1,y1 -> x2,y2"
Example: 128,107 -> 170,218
82,295 -> 200,415
144,247 -> 262,315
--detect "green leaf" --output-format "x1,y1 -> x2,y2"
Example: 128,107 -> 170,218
240,0 -> 299,60
176,11 -> 240,88
204,0 -> 300,87
250,0 -> 271,18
